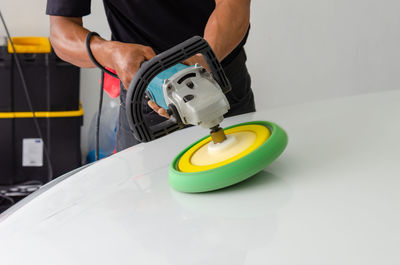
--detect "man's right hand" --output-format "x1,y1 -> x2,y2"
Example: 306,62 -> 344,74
49,16 -> 156,89
95,40 -> 156,89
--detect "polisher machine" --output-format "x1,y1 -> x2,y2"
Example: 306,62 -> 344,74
125,36 -> 288,193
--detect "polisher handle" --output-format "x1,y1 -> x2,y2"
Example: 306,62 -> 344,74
126,36 -> 231,142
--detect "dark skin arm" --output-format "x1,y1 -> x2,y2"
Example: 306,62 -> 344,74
206,0 -> 251,61
184,0 -> 251,67
49,16 -> 156,89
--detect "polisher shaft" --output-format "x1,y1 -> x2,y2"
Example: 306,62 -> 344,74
210,125 -> 226,144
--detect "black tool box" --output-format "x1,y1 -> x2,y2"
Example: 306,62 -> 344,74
0,43 -> 80,112
0,37 -> 82,185
0,108 -> 83,185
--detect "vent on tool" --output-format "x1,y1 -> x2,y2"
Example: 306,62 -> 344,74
177,73 -> 196,84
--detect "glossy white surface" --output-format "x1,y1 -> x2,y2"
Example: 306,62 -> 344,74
1,90 -> 400,265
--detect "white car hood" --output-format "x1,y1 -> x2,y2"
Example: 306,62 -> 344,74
1,90 -> 399,265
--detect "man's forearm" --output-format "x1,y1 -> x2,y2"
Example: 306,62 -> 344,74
204,0 -> 251,61
49,16 -> 114,68
49,16 -> 156,88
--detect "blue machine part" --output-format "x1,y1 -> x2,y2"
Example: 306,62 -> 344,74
146,63 -> 191,109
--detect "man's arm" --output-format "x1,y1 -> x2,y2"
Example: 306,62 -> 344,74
185,0 -> 250,67
205,0 -> 250,61
49,16 -> 156,88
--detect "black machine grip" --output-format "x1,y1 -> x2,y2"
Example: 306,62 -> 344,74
125,36 -> 231,143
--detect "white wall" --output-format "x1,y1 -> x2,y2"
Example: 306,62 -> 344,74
247,0 -> 400,109
2,0 -> 400,159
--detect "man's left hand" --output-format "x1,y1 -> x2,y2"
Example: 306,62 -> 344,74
147,100 -> 170,119
183,54 -> 210,71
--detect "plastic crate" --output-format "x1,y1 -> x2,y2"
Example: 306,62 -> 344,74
0,107 -> 83,185
0,46 -> 12,111
0,37 -> 80,112
7,37 -> 51,53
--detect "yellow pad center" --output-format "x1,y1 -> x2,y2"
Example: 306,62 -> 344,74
191,131 -> 256,166
178,124 -> 270,173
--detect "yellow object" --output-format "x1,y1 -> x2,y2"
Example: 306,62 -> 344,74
191,132 -> 256,165
0,105 -> 84,119
178,124 -> 270,173
8,37 -> 51,53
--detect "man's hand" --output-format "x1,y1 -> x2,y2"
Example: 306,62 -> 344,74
49,16 -> 156,89
147,100 -> 170,119
183,53 -> 210,71
104,41 -> 156,89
